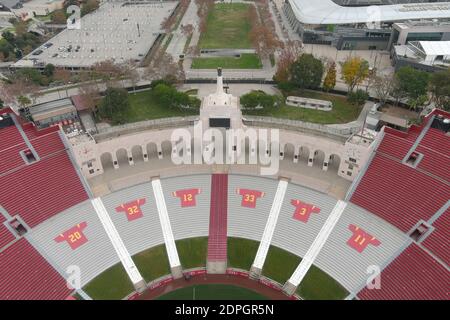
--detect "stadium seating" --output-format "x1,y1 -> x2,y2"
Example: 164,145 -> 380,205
101,182 -> 165,257
351,154 -> 450,233
415,145 -> 450,182
207,174 -> 228,262
0,216 -> 16,249
227,175 -> 278,242
420,128 -> 450,156
377,131 -> 415,160
161,175 -> 211,240
0,238 -> 72,300
271,183 -> 337,261
422,210 -> 450,266
0,153 -> 89,228
357,244 -> 449,300
28,200 -> 121,287
314,203 -> 408,292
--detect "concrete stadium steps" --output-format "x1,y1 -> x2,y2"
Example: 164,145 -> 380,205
358,244 -> 449,300
161,175 -> 211,241
101,182 -> 165,258
207,174 -> 229,263
270,183 -> 338,261
0,152 -> 89,229
0,215 -> 16,249
415,145 -> 450,182
227,175 -> 279,242
422,210 -> 450,266
28,200 -> 121,287
313,203 -> 408,293
351,154 -> 450,233
377,132 -> 415,160
0,238 -> 72,300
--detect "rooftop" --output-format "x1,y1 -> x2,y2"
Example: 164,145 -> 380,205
13,1 -> 178,68
288,0 -> 450,25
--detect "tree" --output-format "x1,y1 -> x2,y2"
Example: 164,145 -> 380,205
17,95 -> 31,108
408,94 -> 428,111
290,54 -> 324,90
323,61 -> 337,92
81,0 -> 99,16
372,73 -> 395,106
340,56 -> 369,92
240,91 -> 279,111
348,89 -> 369,106
98,87 -> 129,124
144,53 -> 185,84
273,41 -> 303,85
429,69 -> 450,111
52,10 -> 67,24
394,66 -> 429,101
181,24 -> 194,37
53,68 -> 72,96
79,83 -> 101,113
43,64 -> 55,77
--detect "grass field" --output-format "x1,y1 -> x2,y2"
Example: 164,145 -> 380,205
176,237 -> 208,269
191,54 -> 262,69
228,237 -> 259,270
157,284 -> 267,300
82,237 -> 347,300
124,90 -> 198,123
297,265 -> 348,300
242,90 -> 362,124
198,3 -> 252,49
133,244 -> 171,283
83,263 -> 134,300
262,245 -> 301,285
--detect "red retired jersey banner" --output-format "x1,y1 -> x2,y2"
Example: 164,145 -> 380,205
172,188 -> 201,207
115,198 -> 146,221
54,222 -> 88,250
347,224 -> 381,253
291,199 -> 321,223
236,188 -> 264,208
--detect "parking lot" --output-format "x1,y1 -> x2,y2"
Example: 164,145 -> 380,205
13,1 -> 178,69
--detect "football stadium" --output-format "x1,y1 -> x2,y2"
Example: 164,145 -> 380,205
0,69 -> 448,301
0,0 -> 448,308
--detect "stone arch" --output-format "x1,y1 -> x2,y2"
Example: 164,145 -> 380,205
116,148 -> 129,167
312,149 -> 326,168
131,145 -> 144,164
100,152 -> 114,171
299,146 -> 310,164
161,140 -> 173,157
283,143 -> 295,160
146,142 -> 158,159
328,154 -> 341,172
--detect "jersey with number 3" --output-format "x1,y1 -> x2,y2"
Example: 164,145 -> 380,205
237,188 -> 264,208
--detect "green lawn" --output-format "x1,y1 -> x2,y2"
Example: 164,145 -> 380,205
262,245 -> 301,285
124,90 -> 198,123
176,237 -> 208,269
243,90 -> 362,124
297,265 -> 348,300
133,244 -> 171,283
83,263 -> 134,300
82,238 -> 347,300
228,237 -> 260,270
157,284 -> 267,300
198,3 -> 252,49
191,53 -> 262,69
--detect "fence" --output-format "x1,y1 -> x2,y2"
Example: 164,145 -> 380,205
242,116 -> 360,141
94,116 -> 198,141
